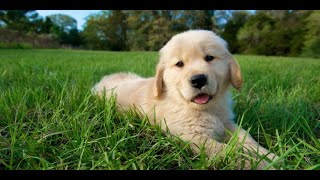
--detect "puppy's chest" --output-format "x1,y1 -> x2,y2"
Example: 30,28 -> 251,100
163,108 -> 227,141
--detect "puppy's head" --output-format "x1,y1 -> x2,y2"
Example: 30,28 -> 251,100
154,30 -> 242,109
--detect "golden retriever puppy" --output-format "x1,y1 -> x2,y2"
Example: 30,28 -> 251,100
92,30 -> 277,169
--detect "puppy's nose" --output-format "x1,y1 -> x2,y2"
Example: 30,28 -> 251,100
190,74 -> 207,89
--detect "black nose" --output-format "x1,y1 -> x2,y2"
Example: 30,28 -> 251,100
190,74 -> 207,89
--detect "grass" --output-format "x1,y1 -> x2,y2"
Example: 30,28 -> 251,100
0,49 -> 319,170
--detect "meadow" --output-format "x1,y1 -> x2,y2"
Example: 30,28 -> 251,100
0,49 -> 319,170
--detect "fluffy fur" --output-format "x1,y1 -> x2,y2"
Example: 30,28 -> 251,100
92,30 -> 277,169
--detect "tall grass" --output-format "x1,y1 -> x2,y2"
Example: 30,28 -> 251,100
0,49 -> 319,170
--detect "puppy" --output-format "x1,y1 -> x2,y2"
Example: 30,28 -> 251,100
92,30 -> 277,169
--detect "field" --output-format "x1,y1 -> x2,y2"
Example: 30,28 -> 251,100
0,49 -> 319,170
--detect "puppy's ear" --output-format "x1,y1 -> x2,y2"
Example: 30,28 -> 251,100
153,63 -> 164,98
228,56 -> 243,91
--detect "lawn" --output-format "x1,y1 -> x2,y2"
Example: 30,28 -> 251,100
0,49 -> 319,170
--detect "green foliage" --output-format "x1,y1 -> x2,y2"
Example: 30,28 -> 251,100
81,11 -> 110,50
0,10 -> 41,32
302,11 -> 320,58
144,11 -> 176,51
81,10 -> 319,56
125,10 -> 216,51
0,28 -> 59,49
107,10 -> 128,51
0,41 -> 33,49
237,10 -> 312,56
0,49 -> 319,170
221,11 -> 250,53
82,11 -> 127,51
39,17 -> 54,34
47,14 -> 81,47
237,11 -> 276,55
0,11 -> 82,48
184,10 -> 214,30
47,14 -> 77,33
1,10 -> 320,57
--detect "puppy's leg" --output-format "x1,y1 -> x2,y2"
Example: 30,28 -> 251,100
177,133 -> 227,158
178,132 -> 268,170
224,122 -> 278,169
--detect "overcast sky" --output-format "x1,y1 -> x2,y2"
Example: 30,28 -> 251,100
37,10 -> 101,30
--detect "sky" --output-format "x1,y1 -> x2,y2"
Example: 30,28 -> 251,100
37,10 -> 101,30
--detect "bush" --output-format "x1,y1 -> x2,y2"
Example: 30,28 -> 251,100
301,37 -> 320,58
0,41 -> 33,49
0,28 -> 59,49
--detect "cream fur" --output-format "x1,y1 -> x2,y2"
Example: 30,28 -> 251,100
92,30 -> 277,169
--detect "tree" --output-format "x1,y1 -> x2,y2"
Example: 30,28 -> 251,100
47,14 -> 81,47
237,11 -> 276,55
264,10 -> 310,56
39,17 -> 54,34
83,10 -> 217,51
237,10 -> 311,56
221,11 -> 250,53
106,10 -> 128,51
146,10 -> 176,50
125,10 -> 216,51
81,11 -> 109,50
211,10 -> 232,33
0,10 -> 41,32
125,10 -> 154,51
190,10 -> 214,30
302,10 -> 320,58
47,14 -> 77,33
82,10 -> 128,51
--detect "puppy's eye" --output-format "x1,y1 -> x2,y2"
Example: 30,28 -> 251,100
204,55 -> 215,62
175,61 -> 184,68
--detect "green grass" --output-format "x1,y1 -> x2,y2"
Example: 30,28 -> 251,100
0,49 -> 319,170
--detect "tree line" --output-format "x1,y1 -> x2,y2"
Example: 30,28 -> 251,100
0,10 -> 319,57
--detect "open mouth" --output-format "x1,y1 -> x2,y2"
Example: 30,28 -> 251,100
191,93 -> 213,105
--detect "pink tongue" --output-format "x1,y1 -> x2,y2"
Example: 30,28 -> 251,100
193,94 -> 209,104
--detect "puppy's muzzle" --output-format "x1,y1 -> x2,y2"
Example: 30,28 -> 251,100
190,74 -> 207,89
